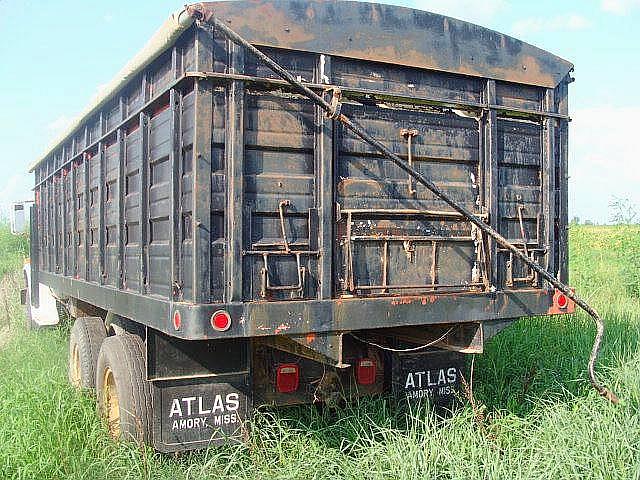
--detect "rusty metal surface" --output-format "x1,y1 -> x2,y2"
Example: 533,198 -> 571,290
376,322 -> 484,354
188,1 -> 572,88
252,341 -> 384,406
38,271 -> 560,341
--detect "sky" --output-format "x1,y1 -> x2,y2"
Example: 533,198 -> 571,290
0,0 -> 638,223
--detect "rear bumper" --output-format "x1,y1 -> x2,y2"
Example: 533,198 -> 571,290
40,271 -> 570,341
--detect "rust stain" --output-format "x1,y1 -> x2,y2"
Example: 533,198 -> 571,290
274,323 -> 290,334
305,332 -> 316,344
203,2 -> 567,88
391,297 -> 414,306
418,295 -> 438,305
217,3 -> 316,44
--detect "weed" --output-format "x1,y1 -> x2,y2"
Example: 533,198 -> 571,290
0,224 -> 638,479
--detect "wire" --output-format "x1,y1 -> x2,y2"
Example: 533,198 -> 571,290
350,327 -> 454,353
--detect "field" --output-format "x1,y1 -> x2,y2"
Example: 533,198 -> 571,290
0,224 -> 638,480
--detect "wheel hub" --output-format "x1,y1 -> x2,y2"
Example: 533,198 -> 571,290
102,367 -> 121,439
70,344 -> 81,389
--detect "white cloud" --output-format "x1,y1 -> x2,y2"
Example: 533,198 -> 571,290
511,14 -> 591,37
601,0 -> 640,14
569,106 -> 640,223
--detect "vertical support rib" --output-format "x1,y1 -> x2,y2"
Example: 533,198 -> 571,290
61,146 -> 68,276
45,172 -> 51,272
139,109 -> 149,294
315,54 -> 334,299
542,88 -> 556,280
116,96 -> 126,289
170,47 -> 183,300
98,140 -> 106,285
83,155 -> 90,281
225,38 -> 245,302
98,112 -> 106,283
170,87 -> 182,300
52,157 -> 59,273
556,77 -> 570,283
431,240 -> 438,287
483,80 -> 499,289
71,150 -> 78,278
83,126 -> 90,281
39,177 -> 46,273
193,28 -> 214,303
381,240 -> 389,294
117,126 -> 125,289
51,172 -> 56,272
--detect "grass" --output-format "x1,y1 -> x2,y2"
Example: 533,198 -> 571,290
0,222 -> 639,479
0,226 -> 28,278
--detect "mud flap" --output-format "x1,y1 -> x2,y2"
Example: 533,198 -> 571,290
391,349 -> 466,408
152,374 -> 252,452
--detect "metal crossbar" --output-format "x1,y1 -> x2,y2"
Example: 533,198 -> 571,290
195,16 -> 618,404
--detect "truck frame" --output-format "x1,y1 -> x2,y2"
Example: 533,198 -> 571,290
24,1 -> 576,451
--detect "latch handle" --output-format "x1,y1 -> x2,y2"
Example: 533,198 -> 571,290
260,252 -> 306,298
278,199 -> 292,253
400,128 -> 419,196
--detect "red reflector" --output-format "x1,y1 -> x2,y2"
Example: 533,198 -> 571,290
356,358 -> 377,385
557,293 -> 568,309
211,310 -> 231,332
172,310 -> 181,330
276,363 -> 299,393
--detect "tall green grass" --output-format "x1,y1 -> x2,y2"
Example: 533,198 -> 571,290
0,224 -> 638,479
0,224 -> 28,278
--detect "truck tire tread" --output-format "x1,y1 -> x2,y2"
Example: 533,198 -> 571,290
96,334 -> 152,445
68,316 -> 107,391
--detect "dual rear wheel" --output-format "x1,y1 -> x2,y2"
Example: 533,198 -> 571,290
68,316 -> 152,445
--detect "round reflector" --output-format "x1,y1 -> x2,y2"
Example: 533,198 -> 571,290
211,310 -> 231,331
172,310 -> 181,330
557,293 -> 568,309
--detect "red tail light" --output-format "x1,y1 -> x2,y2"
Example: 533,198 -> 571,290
557,293 -> 568,309
550,288 -> 575,314
172,310 -> 181,330
356,358 -> 377,385
276,364 -> 299,393
211,310 -> 231,332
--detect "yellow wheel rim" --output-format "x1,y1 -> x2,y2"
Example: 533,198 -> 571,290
70,344 -> 81,389
102,367 -> 121,439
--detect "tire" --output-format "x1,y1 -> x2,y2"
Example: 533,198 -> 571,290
68,316 -> 107,391
96,334 -> 152,445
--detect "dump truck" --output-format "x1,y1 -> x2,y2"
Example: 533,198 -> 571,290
23,1 -> 580,451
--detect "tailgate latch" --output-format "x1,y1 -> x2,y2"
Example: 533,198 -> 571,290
400,128 -> 419,196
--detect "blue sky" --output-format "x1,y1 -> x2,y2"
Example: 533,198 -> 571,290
1,0 -> 638,223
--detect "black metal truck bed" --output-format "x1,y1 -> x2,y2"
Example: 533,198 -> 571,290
29,0 -> 572,350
